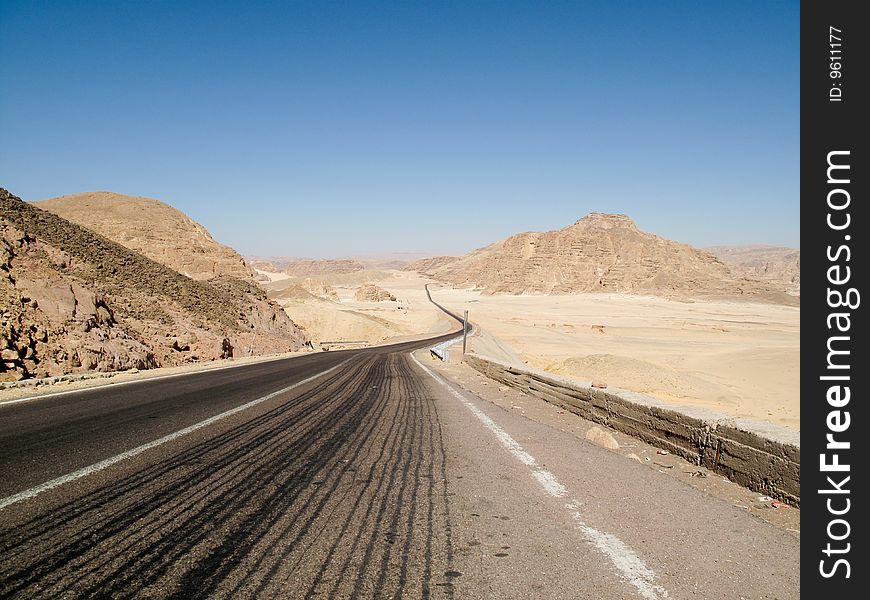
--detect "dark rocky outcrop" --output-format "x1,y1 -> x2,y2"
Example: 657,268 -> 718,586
1,188 -> 308,381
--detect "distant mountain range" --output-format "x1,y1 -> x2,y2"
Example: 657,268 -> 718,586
705,245 -> 800,295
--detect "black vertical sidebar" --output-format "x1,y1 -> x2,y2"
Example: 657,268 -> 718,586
802,0 -> 867,596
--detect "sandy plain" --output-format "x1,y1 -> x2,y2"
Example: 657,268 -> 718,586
3,266 -> 799,432
261,270 -> 453,348
265,270 -> 799,431
430,286 -> 800,431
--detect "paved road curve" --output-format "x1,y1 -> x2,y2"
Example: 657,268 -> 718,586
0,323 -> 799,598
0,336 -> 461,598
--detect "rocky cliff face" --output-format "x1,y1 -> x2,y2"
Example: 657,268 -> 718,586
354,284 -> 396,302
284,259 -> 365,277
300,278 -> 339,301
1,188 -> 308,381
402,256 -> 459,274
707,245 -> 800,296
35,192 -> 257,282
410,213 -> 797,304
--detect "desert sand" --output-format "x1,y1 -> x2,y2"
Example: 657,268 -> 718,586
263,267 -> 798,431
264,270 -> 453,348
254,269 -> 291,283
426,285 -> 799,431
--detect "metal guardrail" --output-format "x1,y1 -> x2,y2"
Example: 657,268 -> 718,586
429,335 -> 464,360
424,284 -> 469,331
424,284 -> 472,360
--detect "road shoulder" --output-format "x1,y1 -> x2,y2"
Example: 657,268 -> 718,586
412,349 -> 800,538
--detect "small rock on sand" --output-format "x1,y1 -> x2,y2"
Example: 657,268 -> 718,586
585,426 -> 619,450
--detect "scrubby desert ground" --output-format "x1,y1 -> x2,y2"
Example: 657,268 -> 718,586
264,269 -> 799,431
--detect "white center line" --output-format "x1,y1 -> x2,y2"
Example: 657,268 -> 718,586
0,357 -> 353,511
411,352 -> 670,600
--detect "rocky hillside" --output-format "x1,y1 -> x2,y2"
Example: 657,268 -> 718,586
284,259 -> 365,277
707,245 -> 800,295
248,259 -> 280,273
248,257 -> 311,273
354,284 -> 396,302
409,213 -> 797,304
1,188 -> 308,381
300,278 -> 339,301
35,192 -> 257,282
403,256 -> 459,273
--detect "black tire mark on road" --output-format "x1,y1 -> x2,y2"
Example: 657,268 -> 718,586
0,352 -> 456,599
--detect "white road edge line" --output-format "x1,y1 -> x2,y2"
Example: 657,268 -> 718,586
410,352 -> 670,600
0,357 -> 354,511
0,353 -> 309,407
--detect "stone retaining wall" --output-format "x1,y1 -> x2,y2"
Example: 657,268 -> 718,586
463,353 -> 800,505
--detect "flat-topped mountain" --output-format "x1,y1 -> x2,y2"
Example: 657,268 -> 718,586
1,188 -> 307,381
35,192 -> 256,282
408,213 -> 797,304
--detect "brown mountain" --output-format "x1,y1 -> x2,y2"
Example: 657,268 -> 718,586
35,192 -> 256,282
410,213 -> 797,304
707,245 -> 800,296
354,284 -> 396,302
1,188 -> 307,381
403,256 -> 460,273
299,278 -> 339,301
284,259 -> 365,277
248,259 -> 280,273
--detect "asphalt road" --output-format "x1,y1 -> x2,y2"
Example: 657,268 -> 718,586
0,337 -> 453,498
0,319 -> 799,598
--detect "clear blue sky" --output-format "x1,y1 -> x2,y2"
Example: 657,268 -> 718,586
1,1 -> 799,258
